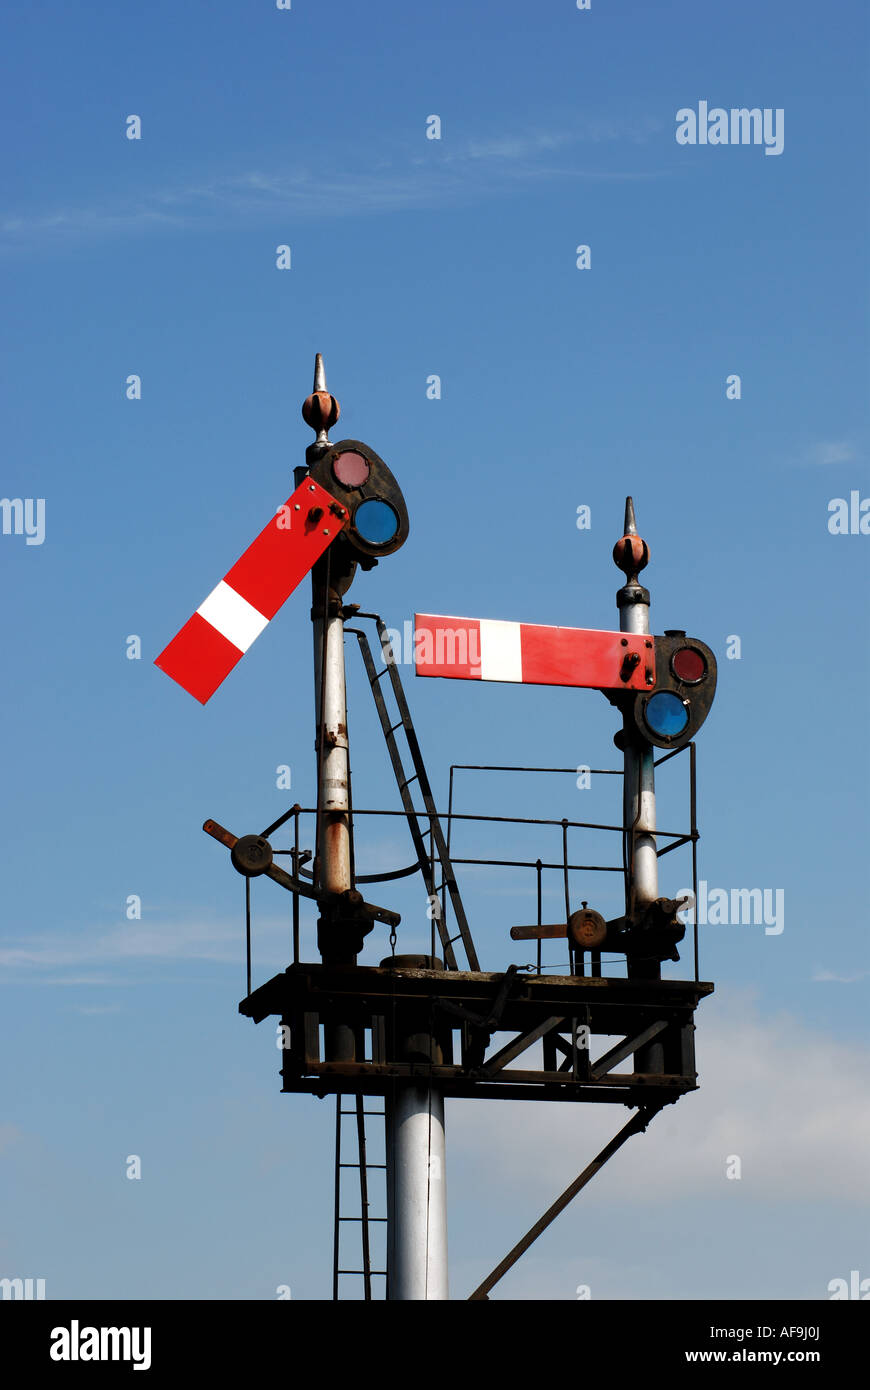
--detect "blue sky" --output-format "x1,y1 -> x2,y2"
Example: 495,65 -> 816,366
1,0 -> 868,1301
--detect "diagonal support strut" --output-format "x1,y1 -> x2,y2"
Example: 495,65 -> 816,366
467,1104 -> 662,1300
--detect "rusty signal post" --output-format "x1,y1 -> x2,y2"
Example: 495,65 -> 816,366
157,356 -> 717,1300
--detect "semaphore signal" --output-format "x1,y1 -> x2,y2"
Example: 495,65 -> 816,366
154,355 -> 719,1300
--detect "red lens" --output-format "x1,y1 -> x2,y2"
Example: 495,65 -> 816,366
332,452 -> 370,487
671,647 -> 706,683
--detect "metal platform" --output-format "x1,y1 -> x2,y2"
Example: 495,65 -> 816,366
241,962 -> 713,1104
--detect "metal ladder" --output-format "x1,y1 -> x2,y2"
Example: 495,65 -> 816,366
332,1094 -> 387,1299
346,614 -> 480,972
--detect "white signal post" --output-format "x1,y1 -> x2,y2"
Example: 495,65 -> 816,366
387,1082 -> 449,1299
615,498 -> 659,916
316,620 -> 352,897
308,348 -> 353,912
301,356 -> 355,1090
614,498 -> 664,1074
302,357 -> 448,1299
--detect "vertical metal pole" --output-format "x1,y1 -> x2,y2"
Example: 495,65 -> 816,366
291,807 -> 300,965
245,877 -> 252,997
316,579 -> 353,905
384,959 -> 449,1300
354,1094 -> 373,1302
615,497 -> 659,919
389,1083 -> 448,1299
619,640 -> 659,913
332,1096 -> 342,1301
615,498 -> 663,1072
535,858 -> 542,976
301,357 -> 354,1064
302,355 -> 449,1297
690,741 -> 700,982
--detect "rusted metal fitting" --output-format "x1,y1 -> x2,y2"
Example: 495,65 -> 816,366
568,907 -> 607,950
230,834 -> 274,877
612,532 -> 649,578
619,650 -> 642,682
302,390 -> 340,433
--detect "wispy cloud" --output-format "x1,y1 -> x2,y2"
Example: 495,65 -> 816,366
0,912 -> 292,982
805,440 -> 860,467
0,119 -> 670,250
0,1124 -> 25,1157
813,968 -> 868,983
449,993 -> 870,1204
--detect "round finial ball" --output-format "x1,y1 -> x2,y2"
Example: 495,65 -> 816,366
302,390 -> 340,432
612,533 -> 649,576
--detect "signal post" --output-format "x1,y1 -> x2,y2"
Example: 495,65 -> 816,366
155,355 -> 719,1301
300,359 -> 448,1298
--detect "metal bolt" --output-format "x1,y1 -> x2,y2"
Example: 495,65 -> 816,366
293,503 -> 300,511
621,638 -> 628,647
322,529 -> 330,536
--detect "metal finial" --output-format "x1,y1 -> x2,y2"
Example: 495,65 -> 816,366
302,352 -> 340,447
613,496 -> 649,581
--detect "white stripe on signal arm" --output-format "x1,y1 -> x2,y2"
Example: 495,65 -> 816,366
197,580 -> 270,654
479,619 -> 522,682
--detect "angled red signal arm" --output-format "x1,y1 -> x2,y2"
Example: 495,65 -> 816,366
413,614 -> 655,691
155,478 -> 348,703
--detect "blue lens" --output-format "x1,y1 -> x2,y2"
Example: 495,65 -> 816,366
644,692 -> 689,738
354,499 -> 399,545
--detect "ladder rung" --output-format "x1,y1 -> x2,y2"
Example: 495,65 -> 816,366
338,1216 -> 388,1223
388,720 -> 404,734
399,774 -> 419,789
337,1270 -> 387,1277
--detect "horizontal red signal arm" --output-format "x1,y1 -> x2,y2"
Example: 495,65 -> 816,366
413,614 -> 655,692
155,478 -> 347,704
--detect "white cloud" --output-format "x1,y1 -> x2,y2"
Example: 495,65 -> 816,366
809,440 -> 857,466
448,992 -> 870,1205
0,911 -> 293,980
0,121 -> 669,249
0,1124 -> 25,1156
